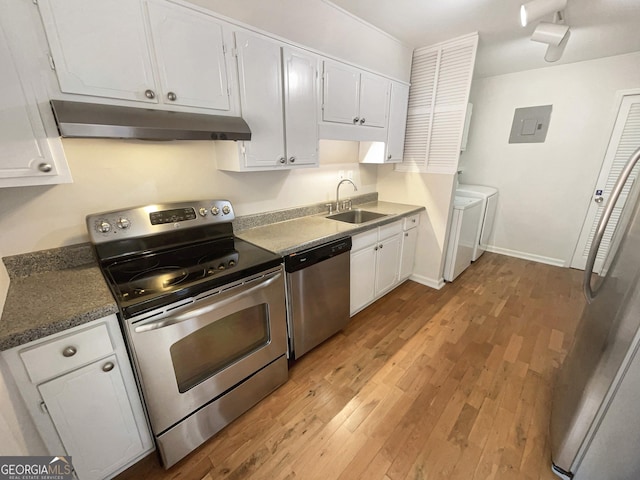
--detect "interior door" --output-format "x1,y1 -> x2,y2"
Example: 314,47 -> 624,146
571,94 -> 640,273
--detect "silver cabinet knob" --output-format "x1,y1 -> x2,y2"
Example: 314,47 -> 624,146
379,244 -> 384,249
38,162 -> 52,173
167,91 -> 177,101
62,346 -> 77,357
594,197 -> 604,204
353,117 -> 360,124
279,157 -> 286,164
405,233 -> 409,237
360,117 -> 366,125
387,154 -> 392,160
289,156 -> 296,163
144,89 -> 156,99
374,246 -> 378,251
102,362 -> 114,372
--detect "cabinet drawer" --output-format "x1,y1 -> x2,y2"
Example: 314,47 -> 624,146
403,214 -> 420,230
378,220 -> 403,240
20,323 -> 114,384
351,228 -> 378,252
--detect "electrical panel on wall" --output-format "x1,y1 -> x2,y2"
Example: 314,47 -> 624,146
509,105 -> 552,143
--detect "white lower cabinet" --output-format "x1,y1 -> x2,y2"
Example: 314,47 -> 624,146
350,220 -> 403,315
2,315 -> 153,480
399,213 -> 420,281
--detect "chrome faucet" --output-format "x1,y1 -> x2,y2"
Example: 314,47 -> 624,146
336,179 -> 357,212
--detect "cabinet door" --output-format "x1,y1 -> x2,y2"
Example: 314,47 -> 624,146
0,18 -> 69,186
38,356 -> 144,480
235,31 -> 286,168
399,228 -> 418,281
386,82 -> 410,162
375,233 -> 402,295
322,61 -> 360,125
145,0 -> 231,111
359,72 -> 390,128
282,46 -> 319,166
37,0 -> 157,103
350,246 -> 377,315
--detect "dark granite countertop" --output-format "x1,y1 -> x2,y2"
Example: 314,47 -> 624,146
0,244 -> 117,351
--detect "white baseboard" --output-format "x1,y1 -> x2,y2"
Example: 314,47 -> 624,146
409,273 -> 445,290
484,246 -> 568,268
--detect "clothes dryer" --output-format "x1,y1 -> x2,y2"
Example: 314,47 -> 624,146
456,184 -> 499,261
444,196 -> 483,282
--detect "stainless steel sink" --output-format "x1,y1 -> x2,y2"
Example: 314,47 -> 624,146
326,209 -> 388,224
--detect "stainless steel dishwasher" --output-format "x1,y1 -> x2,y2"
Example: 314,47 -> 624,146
284,237 -> 352,359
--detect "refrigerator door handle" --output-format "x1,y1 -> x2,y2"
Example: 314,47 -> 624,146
584,147 -> 640,303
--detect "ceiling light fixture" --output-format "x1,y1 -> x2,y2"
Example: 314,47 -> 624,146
531,21 -> 569,46
520,0 -> 567,27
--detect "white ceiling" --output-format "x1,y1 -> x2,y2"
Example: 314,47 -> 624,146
325,0 -> 640,78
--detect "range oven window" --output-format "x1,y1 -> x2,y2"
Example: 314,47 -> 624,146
170,304 -> 271,393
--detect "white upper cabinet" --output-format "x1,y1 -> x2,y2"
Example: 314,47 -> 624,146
0,2 -> 70,188
217,31 -> 318,171
37,0 -> 157,103
322,60 -> 390,128
358,80 -> 410,164
144,0 -> 232,110
282,45 -> 320,167
37,0 -> 238,114
385,82 -> 410,162
358,72 -> 391,128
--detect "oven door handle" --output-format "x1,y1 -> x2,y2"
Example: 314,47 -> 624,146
133,270 -> 282,333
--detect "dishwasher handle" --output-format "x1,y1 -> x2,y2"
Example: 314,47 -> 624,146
284,237 -> 352,273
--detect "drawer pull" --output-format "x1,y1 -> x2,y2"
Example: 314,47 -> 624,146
102,362 -> 115,372
62,346 -> 77,357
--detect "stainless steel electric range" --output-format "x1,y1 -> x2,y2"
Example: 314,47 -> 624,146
86,200 -> 288,468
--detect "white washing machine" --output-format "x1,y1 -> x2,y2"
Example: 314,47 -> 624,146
444,196 -> 484,282
456,184 -> 499,261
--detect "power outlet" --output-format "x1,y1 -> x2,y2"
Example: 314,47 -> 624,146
338,170 -> 345,180
347,170 -> 353,180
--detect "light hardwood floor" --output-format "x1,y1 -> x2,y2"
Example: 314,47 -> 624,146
116,252 -> 585,480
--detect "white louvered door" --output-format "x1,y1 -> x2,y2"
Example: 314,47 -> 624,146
396,34 -> 477,173
571,94 -> 640,272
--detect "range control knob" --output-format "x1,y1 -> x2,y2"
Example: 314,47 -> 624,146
116,217 -> 131,229
199,207 -> 208,217
211,206 -> 220,216
222,205 -> 231,215
228,259 -> 236,267
97,221 -> 111,233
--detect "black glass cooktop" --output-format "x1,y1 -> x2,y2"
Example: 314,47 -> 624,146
102,237 -> 281,319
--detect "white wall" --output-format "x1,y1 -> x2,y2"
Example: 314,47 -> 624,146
459,51 -> 640,266
376,169 -> 456,288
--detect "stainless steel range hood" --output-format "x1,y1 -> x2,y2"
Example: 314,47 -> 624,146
50,100 -> 251,141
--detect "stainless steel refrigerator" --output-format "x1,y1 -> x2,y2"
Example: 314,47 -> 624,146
551,147 -> 640,480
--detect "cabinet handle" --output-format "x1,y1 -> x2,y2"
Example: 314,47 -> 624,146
387,154 -> 392,160
38,163 -> 52,173
405,233 -> 409,237
360,117 -> 366,125
144,89 -> 156,99
353,117 -> 360,124
412,219 -> 416,223
374,246 -> 378,251
102,362 -> 115,372
167,91 -> 177,101
289,156 -> 296,163
379,244 -> 384,249
278,157 -> 286,164
62,346 -> 77,357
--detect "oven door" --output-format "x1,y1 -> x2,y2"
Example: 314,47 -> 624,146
126,266 -> 287,434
